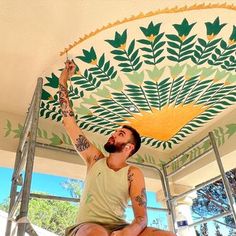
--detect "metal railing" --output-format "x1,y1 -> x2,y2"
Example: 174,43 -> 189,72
162,132 -> 236,234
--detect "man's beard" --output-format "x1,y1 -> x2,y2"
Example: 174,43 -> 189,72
104,140 -> 126,153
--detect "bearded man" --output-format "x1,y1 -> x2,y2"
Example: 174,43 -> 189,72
59,60 -> 175,236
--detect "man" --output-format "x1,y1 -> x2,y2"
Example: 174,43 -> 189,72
59,60 -> 175,236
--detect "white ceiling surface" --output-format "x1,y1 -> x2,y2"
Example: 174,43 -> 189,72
0,0 -> 235,116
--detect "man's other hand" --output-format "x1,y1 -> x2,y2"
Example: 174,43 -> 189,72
60,60 -> 76,84
65,60 -> 76,77
111,229 -> 131,236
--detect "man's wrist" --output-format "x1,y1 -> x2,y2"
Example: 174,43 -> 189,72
61,69 -> 69,77
60,68 -> 69,79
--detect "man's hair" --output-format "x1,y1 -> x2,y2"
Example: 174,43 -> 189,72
122,125 -> 141,156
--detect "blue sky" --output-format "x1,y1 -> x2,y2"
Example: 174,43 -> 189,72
0,167 -> 74,202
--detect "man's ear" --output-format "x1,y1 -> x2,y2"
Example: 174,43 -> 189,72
126,143 -> 134,152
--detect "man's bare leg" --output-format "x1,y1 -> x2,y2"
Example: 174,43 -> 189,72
139,227 -> 176,236
75,223 -> 109,236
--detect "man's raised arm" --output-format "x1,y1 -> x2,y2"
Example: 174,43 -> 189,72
59,60 -> 104,167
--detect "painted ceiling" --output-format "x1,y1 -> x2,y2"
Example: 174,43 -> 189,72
40,3 -> 236,151
0,0 -> 236,186
0,0 -> 235,161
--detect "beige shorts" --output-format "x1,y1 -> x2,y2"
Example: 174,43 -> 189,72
65,222 -> 129,236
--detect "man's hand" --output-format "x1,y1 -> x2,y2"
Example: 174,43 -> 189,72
110,230 -> 122,236
110,229 -> 129,236
60,60 -> 76,85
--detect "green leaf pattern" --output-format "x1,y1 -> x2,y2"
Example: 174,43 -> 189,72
39,17 -> 236,150
4,121 -> 72,146
167,124 -> 236,174
4,119 -> 235,170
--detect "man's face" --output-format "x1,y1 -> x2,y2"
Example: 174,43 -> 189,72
104,128 -> 132,154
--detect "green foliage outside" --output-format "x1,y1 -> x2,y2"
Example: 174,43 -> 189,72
0,195 -> 78,236
0,179 -> 83,236
61,179 -> 83,199
28,197 -> 78,235
0,198 -> 9,212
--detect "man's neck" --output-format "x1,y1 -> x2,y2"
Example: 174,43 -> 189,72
107,153 -> 128,171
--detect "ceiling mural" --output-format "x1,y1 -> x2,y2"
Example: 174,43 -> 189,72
3,119 -> 236,171
40,4 -> 236,150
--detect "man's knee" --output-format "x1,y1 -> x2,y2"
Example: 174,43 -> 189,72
76,223 -> 109,236
140,227 -> 176,236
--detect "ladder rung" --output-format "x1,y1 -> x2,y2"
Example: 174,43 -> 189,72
13,142 -> 29,181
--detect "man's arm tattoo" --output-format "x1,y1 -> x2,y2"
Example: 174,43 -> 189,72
128,168 -> 134,184
128,168 -> 134,193
135,188 -> 147,207
59,84 -> 74,117
75,135 -> 90,152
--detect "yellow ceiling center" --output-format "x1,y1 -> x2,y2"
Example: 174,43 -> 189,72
121,103 -> 208,141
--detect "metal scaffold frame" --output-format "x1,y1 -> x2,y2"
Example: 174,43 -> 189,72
5,78 -> 236,235
5,78 -> 43,236
162,132 -> 236,234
